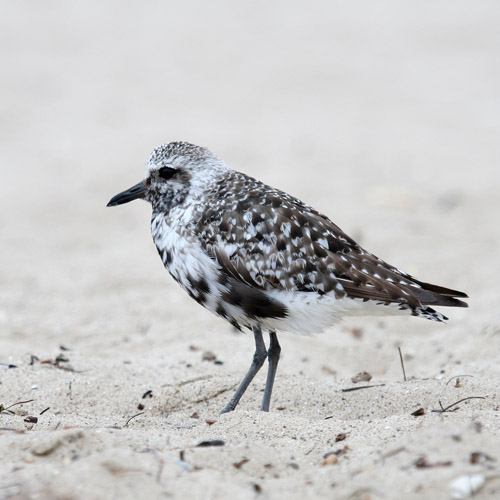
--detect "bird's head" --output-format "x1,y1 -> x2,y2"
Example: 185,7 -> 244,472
107,141 -> 227,212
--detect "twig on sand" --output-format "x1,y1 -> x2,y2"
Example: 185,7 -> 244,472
445,374 -> 474,386
124,412 -> 145,427
341,384 -> 386,393
432,396 -> 486,413
1,399 -> 34,413
398,347 -> 407,382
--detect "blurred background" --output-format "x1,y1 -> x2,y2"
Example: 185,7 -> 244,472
1,0 -> 499,357
2,5 -> 500,497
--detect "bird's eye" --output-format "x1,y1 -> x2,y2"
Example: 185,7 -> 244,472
158,166 -> 176,180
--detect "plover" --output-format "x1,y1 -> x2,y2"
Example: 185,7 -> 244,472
107,141 -> 468,413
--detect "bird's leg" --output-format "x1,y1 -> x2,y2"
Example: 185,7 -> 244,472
261,331 -> 281,412
221,325 -> 267,414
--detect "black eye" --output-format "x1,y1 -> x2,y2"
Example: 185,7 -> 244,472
158,166 -> 176,180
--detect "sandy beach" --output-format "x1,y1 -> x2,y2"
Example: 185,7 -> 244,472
1,2 -> 499,499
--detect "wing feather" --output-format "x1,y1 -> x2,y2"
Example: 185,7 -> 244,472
195,173 -> 468,310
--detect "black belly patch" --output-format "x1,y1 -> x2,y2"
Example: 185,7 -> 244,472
222,281 -> 287,320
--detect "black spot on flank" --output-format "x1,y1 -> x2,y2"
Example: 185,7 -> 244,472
197,276 -> 210,295
222,288 -> 243,307
187,275 -> 210,300
270,198 -> 281,208
255,232 -> 264,242
251,212 -> 261,225
226,282 -> 287,320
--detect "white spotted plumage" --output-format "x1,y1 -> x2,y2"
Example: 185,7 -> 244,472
138,142 -> 468,335
107,141 -> 468,413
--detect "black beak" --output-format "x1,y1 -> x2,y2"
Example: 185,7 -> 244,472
107,181 -> 146,207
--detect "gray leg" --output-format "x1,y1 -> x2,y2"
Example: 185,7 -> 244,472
221,325 -> 267,414
261,332 -> 281,412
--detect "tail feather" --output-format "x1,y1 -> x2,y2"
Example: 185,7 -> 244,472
413,280 -> 469,299
411,280 -> 469,308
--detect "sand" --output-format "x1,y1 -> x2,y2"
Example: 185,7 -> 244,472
1,2 -> 500,499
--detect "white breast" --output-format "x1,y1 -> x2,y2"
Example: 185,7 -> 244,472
151,212 -> 230,315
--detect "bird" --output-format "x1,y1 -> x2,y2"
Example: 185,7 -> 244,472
107,141 -> 468,414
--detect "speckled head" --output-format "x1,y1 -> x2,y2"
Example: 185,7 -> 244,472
145,141 -> 216,176
106,141 -> 228,212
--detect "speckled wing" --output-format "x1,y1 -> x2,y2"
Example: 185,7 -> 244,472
195,174 -> 468,311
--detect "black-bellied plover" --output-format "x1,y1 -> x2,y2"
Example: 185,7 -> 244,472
107,142 -> 468,413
